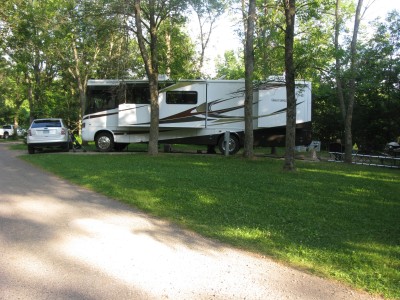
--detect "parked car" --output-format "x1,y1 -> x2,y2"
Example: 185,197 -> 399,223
27,118 -> 70,154
384,142 -> 400,157
0,125 -> 26,139
0,125 -> 15,139
17,127 -> 26,137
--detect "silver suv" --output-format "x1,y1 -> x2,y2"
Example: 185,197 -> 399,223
27,118 -> 70,154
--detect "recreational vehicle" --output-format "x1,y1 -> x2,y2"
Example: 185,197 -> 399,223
81,78 -> 312,154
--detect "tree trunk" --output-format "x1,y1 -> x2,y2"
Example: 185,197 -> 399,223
344,0 -> 363,163
134,0 -> 159,155
243,0 -> 256,158
26,76 -> 34,123
148,73 -> 159,155
334,0 -> 346,123
165,20 -> 172,78
335,0 -> 363,163
283,0 -> 296,171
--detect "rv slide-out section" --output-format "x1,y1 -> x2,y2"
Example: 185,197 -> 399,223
81,79 -> 312,154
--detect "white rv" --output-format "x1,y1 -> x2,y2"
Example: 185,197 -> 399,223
81,79 -> 312,154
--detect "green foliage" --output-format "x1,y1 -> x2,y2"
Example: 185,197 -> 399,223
310,80 -> 344,144
253,0 -> 285,79
0,54 -> 29,125
312,18 -> 400,149
1,0 -> 59,119
22,153 -> 400,299
351,11 -> 400,148
215,50 -> 245,79
158,21 -> 200,79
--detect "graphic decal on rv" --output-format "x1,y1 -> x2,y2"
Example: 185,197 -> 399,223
256,100 -> 305,123
82,111 -> 118,121
157,96 -> 246,126
157,99 -> 305,126
113,128 -> 176,136
160,107 -> 203,122
118,104 -> 149,112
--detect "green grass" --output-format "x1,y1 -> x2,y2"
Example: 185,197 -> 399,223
20,152 -> 399,299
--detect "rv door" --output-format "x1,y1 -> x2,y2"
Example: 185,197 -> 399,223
118,82 -> 151,127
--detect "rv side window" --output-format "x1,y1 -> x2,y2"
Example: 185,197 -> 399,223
166,91 -> 197,105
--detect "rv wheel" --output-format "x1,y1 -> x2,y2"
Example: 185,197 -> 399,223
95,132 -> 114,152
218,135 -> 240,155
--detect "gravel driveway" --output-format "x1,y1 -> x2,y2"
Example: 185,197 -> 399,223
0,143 -> 382,299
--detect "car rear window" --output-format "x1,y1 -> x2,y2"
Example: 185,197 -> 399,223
31,120 -> 62,128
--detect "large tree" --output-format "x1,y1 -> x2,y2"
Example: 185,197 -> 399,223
283,0 -> 297,171
351,10 -> 400,148
0,63 -> 29,129
334,0 -> 364,163
1,0 -> 60,122
1,0 -> 130,128
132,0 -> 186,155
243,0 -> 256,158
54,0 -> 129,123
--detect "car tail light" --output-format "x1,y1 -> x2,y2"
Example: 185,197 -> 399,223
28,129 -> 32,136
82,122 -> 85,128
61,128 -> 66,135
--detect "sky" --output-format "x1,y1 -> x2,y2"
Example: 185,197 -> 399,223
363,0 -> 400,21
195,0 -> 400,77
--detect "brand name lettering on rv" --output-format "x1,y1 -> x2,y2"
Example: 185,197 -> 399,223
272,98 -> 287,102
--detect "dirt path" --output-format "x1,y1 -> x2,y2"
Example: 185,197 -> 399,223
0,143 -> 382,299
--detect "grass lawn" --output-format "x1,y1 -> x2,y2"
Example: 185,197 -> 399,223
19,149 -> 399,299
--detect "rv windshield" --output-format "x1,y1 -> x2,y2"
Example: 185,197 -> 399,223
85,85 -> 119,115
85,83 -> 151,115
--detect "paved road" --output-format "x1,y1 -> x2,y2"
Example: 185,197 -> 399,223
0,143 -> 382,300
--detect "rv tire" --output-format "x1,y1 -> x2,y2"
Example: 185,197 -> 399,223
218,134 -> 240,155
95,132 -> 114,152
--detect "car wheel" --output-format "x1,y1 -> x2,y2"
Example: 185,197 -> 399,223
4,132 -> 9,139
28,146 -> 35,154
218,134 -> 240,155
95,132 -> 114,152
